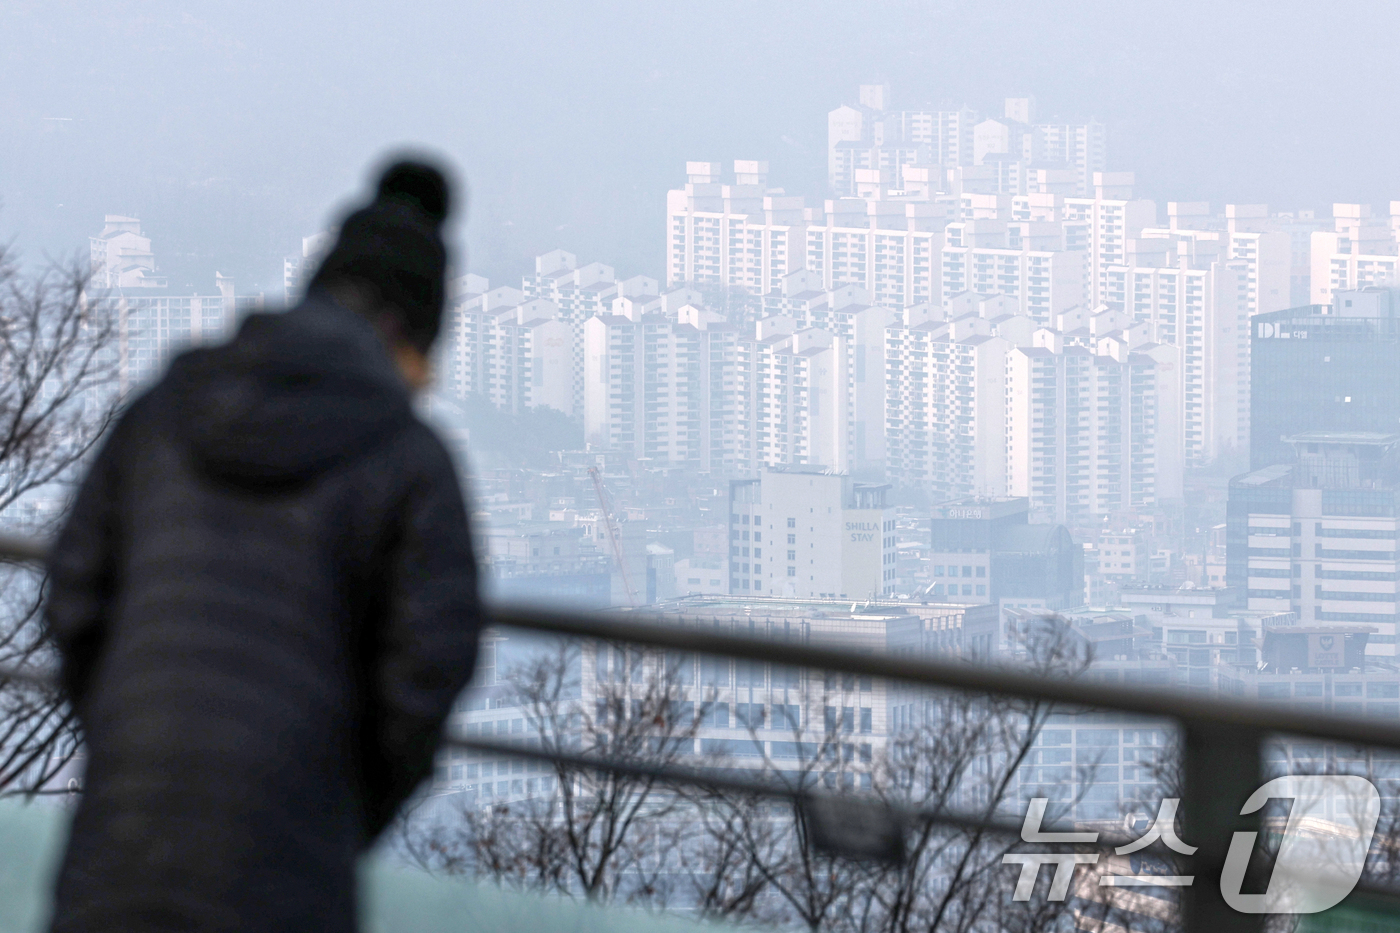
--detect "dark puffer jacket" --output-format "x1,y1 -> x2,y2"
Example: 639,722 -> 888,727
43,294 -> 482,932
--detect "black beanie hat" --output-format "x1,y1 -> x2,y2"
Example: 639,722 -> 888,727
310,160 -> 454,353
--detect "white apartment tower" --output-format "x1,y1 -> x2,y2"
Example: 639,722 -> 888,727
583,299 -> 739,471
666,161 -> 807,293
801,199 -> 946,309
758,276 -> 895,472
1311,204 -> 1400,306
520,250 -> 661,418
827,87 -> 1105,198
1005,332 -> 1173,524
439,286 -> 575,415
1062,173 -> 1159,307
940,223 -> 1084,326
87,216 -> 256,393
883,310 -> 1017,503
1102,226 -> 1250,469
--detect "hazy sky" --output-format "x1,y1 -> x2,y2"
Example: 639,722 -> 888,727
3,1 -> 1398,294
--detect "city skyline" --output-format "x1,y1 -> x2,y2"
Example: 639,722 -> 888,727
5,1 -> 1400,291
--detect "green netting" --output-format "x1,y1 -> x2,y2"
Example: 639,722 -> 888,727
0,799 -> 708,933
1300,894 -> 1400,933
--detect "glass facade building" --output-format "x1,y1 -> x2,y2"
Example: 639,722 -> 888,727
1250,287 -> 1400,469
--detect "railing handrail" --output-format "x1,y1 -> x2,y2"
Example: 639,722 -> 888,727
491,606 -> 1400,752
11,531 -> 1400,929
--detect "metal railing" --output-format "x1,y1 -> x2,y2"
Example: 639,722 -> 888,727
6,537 -> 1400,930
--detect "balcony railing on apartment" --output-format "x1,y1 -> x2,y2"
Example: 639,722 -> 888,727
2,531 -> 1399,932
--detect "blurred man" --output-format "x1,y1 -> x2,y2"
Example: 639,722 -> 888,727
44,160 -> 482,932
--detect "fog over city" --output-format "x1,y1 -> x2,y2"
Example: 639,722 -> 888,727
7,4 -> 1400,931
4,1 -> 1400,286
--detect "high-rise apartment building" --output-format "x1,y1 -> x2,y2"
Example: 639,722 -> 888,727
281,231 -> 335,304
729,467 -> 897,598
758,275 -> 894,472
940,224 -> 1084,325
1224,204 -> 1292,318
1101,232 -> 1249,469
801,199 -> 946,309
828,84 -> 980,196
440,287 -> 574,415
1310,204 -> 1400,306
883,298 -> 1178,523
747,323 -> 844,473
1062,173 -> 1158,307
1031,120 -> 1107,198
666,161 -> 807,294
87,216 -> 260,393
519,250 -> 661,418
827,88 -> 1105,198
1005,332 -> 1174,524
1251,288 -> 1400,469
884,310 -> 1017,503
436,252 -> 659,420
583,299 -> 745,471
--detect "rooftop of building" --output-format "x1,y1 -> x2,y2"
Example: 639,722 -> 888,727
1283,431 -> 1400,447
649,594 -> 971,616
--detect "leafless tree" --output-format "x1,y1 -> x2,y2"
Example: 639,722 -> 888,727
682,669 -> 880,933
400,639 -> 717,904
0,244 -> 121,795
399,616 -> 1169,933
679,615 -> 1102,933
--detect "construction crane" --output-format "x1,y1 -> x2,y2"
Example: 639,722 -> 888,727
589,465 -> 638,607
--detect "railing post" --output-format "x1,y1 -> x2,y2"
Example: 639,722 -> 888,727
1181,722 -> 1264,933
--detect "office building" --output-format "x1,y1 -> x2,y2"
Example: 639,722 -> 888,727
1250,288 -> 1400,469
728,468 -> 897,598
926,497 -> 1082,608
1227,432 -> 1400,657
433,594 -> 967,800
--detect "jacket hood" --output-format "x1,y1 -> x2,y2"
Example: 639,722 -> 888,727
166,295 -> 415,488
